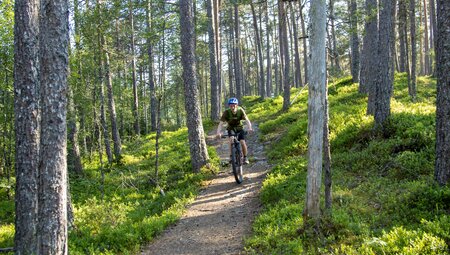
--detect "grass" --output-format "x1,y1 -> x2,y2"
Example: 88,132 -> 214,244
1,73 -> 448,254
0,127 -> 220,254
242,73 -> 450,254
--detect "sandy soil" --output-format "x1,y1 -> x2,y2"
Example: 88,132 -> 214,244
140,124 -> 270,255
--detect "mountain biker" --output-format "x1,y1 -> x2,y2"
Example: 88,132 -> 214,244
216,97 -> 253,164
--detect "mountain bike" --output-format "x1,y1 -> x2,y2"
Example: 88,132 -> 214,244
222,130 -> 246,184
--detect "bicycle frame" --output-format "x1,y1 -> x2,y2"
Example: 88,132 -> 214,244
223,130 -> 244,184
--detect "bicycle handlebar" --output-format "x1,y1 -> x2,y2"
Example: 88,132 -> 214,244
220,130 -> 248,138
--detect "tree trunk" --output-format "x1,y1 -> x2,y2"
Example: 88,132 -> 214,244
323,83 -> 332,211
329,0 -> 341,73
280,0 -> 291,111
265,1 -> 272,97
349,0 -> 360,83
96,27 -> 112,164
38,0 -> 69,252
423,0 -> 431,75
214,0 -> 222,114
180,0 -> 210,173
398,0 -> 408,72
207,0 -> 220,121
103,37 -> 122,161
374,0 -> 394,127
429,0 -> 437,76
305,0 -> 326,222
13,0 -> 40,251
233,4 -> 242,100
67,86 -> 83,174
434,0 -> 450,185
130,0 -> 140,135
291,2 -> 303,88
409,0 -> 417,99
146,0 -> 157,131
361,0 -> 378,110
300,4 -> 308,85
251,2 -> 266,98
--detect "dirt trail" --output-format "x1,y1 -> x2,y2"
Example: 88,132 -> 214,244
141,124 -> 270,255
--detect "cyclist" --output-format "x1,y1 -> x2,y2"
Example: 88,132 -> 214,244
216,97 -> 253,164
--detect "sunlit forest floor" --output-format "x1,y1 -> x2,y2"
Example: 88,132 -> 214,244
243,74 -> 450,254
1,74 -> 449,255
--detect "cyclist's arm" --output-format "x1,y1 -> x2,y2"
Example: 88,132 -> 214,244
244,115 -> 253,131
216,121 -> 225,137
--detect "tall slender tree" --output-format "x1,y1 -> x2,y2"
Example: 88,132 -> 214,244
146,0 -> 157,131
179,0 -> 210,172
290,2 -> 303,88
349,0 -> 360,83
129,0 -> 140,135
38,0 -> 69,251
305,0 -> 327,222
103,37 -> 122,161
374,0 -> 394,127
251,1 -> 265,98
361,0 -> 378,110
265,0 -> 273,97
409,0 -> 417,99
435,0 -> 450,185
279,0 -> 291,111
207,0 -> 220,121
13,0 -> 40,252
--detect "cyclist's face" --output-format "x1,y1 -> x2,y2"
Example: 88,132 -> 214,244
229,104 -> 238,113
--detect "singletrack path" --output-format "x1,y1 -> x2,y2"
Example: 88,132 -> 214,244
141,124 -> 270,255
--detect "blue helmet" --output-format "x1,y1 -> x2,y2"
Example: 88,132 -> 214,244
228,97 -> 238,105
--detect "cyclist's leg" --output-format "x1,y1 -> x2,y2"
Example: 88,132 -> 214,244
238,130 -> 249,164
237,130 -> 247,156
227,130 -> 233,162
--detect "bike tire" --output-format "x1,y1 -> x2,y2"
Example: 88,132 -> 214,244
232,146 -> 243,184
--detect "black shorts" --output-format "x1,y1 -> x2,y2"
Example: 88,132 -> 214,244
228,129 -> 245,141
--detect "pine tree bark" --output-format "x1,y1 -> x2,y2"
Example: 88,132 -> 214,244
233,4 -> 242,100
279,0 -> 291,111
435,0 -> 450,185
265,1 -> 272,97
251,2 -> 266,98
67,86 -> 83,174
290,2 -> 303,88
429,0 -> 437,76
305,0 -> 326,222
180,0 -> 210,173
329,0 -> 341,72
207,0 -> 220,121
349,0 -> 360,83
146,0 -> 157,131
103,37 -> 121,161
409,0 -> 417,99
374,0 -> 394,127
422,0 -> 431,75
300,4 -> 308,85
361,0 -> 378,109
398,0 -> 408,72
323,84 -> 332,211
13,0 -> 40,252
130,0 -> 140,135
38,0 -> 69,252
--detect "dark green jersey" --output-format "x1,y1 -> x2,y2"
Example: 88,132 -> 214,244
220,107 -> 247,131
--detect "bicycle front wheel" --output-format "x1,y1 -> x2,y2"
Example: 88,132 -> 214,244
232,146 -> 243,184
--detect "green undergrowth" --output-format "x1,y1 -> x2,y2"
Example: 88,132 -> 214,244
242,74 -> 450,254
0,127 -> 220,254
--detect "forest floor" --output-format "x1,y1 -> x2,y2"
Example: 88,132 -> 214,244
141,124 -> 270,255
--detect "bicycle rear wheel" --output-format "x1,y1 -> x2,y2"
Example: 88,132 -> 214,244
232,146 -> 243,184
